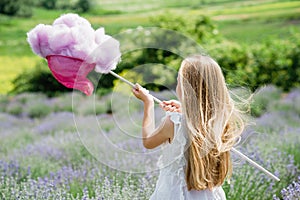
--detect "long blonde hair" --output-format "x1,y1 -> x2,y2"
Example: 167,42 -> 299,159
179,55 -> 244,190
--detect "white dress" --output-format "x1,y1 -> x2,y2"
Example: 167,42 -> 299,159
150,112 -> 226,200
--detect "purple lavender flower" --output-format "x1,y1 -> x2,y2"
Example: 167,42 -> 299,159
273,176 -> 300,200
33,112 -> 74,134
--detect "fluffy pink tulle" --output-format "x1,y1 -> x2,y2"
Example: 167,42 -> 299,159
27,13 -> 121,95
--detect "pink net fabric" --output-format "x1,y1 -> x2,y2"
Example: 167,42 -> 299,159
46,55 -> 96,96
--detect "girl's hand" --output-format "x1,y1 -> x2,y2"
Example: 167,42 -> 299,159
132,83 -> 153,103
159,100 -> 181,112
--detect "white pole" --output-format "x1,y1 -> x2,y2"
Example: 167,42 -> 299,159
231,148 -> 280,181
109,70 -> 280,182
109,71 -> 162,104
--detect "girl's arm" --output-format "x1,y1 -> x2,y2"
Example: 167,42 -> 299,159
132,84 -> 174,149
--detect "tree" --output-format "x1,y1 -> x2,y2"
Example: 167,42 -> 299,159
40,0 -> 57,10
0,0 -> 21,16
0,0 -> 33,17
75,0 -> 90,13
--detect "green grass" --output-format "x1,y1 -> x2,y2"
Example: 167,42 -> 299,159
217,19 -> 300,44
87,13 -> 152,34
92,0 -> 202,13
93,0 -> 295,13
0,0 -> 299,94
0,56 -> 40,93
210,1 -> 300,15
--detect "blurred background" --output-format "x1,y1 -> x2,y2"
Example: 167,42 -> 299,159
0,0 -> 299,199
1,0 -> 300,95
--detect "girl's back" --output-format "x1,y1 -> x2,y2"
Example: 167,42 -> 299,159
150,112 -> 226,200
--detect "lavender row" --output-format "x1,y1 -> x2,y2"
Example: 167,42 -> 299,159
0,86 -> 299,199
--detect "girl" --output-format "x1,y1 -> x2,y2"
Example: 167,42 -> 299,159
132,54 -> 244,200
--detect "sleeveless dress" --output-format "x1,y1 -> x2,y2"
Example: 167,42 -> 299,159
149,112 -> 226,200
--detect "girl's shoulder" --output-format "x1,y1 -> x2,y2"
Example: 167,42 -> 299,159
165,111 -> 182,125
163,111 -> 187,144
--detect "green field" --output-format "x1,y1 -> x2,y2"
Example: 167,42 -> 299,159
1,1 -> 300,199
0,0 -> 300,94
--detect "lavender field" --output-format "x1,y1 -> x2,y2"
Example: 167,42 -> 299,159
0,85 -> 300,200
